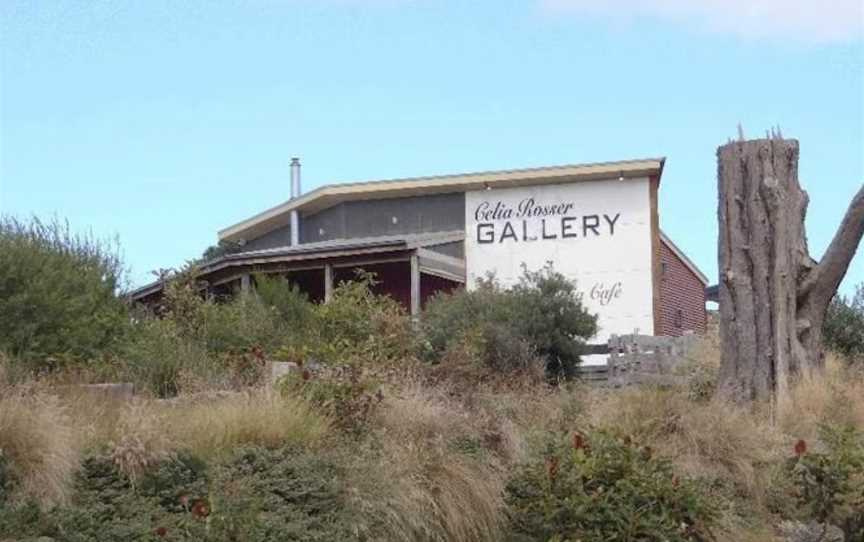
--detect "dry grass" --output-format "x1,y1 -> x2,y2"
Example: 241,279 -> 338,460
60,386 -> 331,460
585,385 -> 784,496
354,355 -> 853,542
5,385 -> 332,497
347,383 -> 510,541
2,336 -> 862,542
163,388 -> 330,458
778,353 -> 864,441
109,400 -> 174,484
0,385 -> 82,506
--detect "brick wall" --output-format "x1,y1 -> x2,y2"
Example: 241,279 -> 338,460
658,238 -> 707,336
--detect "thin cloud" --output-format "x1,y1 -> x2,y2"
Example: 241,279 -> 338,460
541,0 -> 864,43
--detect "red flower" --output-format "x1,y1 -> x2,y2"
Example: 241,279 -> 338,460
572,432 -> 586,450
794,439 -> 807,457
191,499 -> 210,519
155,526 -> 168,537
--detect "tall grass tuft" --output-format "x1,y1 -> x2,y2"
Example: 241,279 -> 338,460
165,388 -> 330,459
779,353 -> 864,441
108,400 -> 174,485
0,387 -> 81,506
348,383 -> 509,541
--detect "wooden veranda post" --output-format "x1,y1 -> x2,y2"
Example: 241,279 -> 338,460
716,133 -> 864,407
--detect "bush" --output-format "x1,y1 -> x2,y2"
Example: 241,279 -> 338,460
786,423 -> 864,539
0,216 -> 129,368
824,283 -> 864,363
254,274 -> 314,331
510,266 -> 599,378
505,430 -> 717,541
310,270 -> 415,365
207,446 -> 358,541
121,317 -> 211,397
0,444 -> 357,542
155,270 -> 300,356
48,453 -> 211,542
122,272 -> 314,395
197,279 -> 312,357
279,364 -> 382,436
422,265 -> 597,379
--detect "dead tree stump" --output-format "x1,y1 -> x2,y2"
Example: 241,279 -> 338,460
716,135 -> 864,406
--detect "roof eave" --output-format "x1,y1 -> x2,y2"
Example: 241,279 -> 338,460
218,157 -> 665,243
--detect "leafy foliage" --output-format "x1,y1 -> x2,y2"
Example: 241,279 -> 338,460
505,431 -> 717,542
309,270 -> 415,365
0,453 -> 211,541
122,272 -> 310,396
254,274 -> 314,330
278,363 -> 383,435
121,317 -> 210,397
786,424 -> 864,539
422,265 -> 597,379
200,239 -> 245,263
0,448 -> 359,542
0,215 -> 129,368
824,283 -> 864,363
208,446 -> 357,541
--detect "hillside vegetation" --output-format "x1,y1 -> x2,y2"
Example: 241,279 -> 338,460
1,216 -> 863,542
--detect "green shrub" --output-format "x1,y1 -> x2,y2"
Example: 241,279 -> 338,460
786,423 -> 864,539
505,430 -> 717,541
824,283 -> 864,363
254,274 -> 314,332
310,270 -> 415,365
0,453 -> 211,541
0,445 -> 361,542
0,216 -> 129,368
207,446 -> 358,541
510,265 -> 599,378
122,272 -> 315,395
422,265 -> 597,379
278,364 -> 382,436
121,318 -> 211,397
196,294 -> 289,355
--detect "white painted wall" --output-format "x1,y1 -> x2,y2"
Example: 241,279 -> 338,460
464,177 -> 655,341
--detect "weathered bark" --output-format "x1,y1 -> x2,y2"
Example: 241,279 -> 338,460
716,136 -> 864,406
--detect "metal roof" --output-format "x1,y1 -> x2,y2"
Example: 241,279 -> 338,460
219,157 -> 666,242
129,231 -> 464,301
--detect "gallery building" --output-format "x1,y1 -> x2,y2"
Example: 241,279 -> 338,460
132,158 -> 708,340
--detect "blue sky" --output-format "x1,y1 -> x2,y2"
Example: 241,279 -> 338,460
1,0 -> 862,294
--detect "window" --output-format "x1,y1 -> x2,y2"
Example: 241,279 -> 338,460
674,309 -> 683,328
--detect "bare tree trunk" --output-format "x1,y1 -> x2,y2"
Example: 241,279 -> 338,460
716,135 -> 864,406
